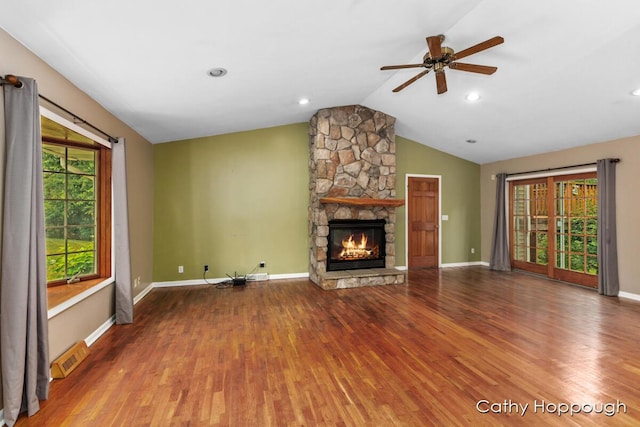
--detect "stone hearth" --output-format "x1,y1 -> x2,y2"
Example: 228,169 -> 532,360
308,105 -> 406,289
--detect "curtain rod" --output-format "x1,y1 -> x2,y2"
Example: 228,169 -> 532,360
507,158 -> 620,177
1,74 -> 119,144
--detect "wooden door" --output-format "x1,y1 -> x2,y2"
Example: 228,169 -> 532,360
408,177 -> 439,268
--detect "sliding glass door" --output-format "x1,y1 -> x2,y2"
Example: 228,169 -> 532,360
510,173 -> 598,288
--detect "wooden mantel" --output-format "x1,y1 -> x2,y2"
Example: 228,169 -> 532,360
319,197 -> 405,207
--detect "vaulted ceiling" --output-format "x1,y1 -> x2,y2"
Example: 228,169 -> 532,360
2,0 -> 640,163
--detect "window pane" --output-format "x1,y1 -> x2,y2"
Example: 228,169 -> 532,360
514,216 -> 530,233
67,227 -> 95,249
68,201 -> 95,226
67,147 -> 96,174
586,218 -> 597,235
587,256 -> 598,275
43,172 -> 65,199
67,251 -> 95,277
67,174 -> 95,201
570,254 -> 584,272
570,218 -> 585,234
47,254 -> 66,281
42,145 -> 65,172
586,236 -> 597,255
571,235 -> 584,253
536,249 -> 548,265
46,228 -> 65,255
44,200 -> 65,227
536,232 -> 548,248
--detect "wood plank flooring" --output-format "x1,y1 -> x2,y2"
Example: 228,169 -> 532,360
15,267 -> 640,426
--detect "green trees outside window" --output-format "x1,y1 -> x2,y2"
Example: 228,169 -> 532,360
43,143 -> 98,282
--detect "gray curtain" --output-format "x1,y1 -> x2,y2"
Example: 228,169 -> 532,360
489,173 -> 511,271
1,77 -> 49,426
597,159 -> 619,296
113,137 -> 134,323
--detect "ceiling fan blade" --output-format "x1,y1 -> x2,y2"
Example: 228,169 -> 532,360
426,35 -> 443,58
435,71 -> 447,94
392,69 -> 430,92
454,36 -> 504,60
449,62 -> 497,75
381,64 -> 425,70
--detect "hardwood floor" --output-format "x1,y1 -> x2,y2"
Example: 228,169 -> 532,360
15,267 -> 640,426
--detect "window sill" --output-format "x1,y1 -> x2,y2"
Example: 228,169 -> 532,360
47,277 -> 114,319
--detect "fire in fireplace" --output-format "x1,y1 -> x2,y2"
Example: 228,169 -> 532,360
327,219 -> 386,271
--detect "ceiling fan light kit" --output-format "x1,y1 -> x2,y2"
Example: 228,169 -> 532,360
381,34 -> 504,95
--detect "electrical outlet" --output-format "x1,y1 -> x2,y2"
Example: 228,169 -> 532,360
259,261 -> 266,268
204,264 -> 209,272
471,248 -> 475,254
178,265 -> 184,273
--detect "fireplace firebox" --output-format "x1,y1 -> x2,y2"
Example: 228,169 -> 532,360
327,219 -> 386,271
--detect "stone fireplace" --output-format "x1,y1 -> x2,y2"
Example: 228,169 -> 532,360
308,105 -> 406,289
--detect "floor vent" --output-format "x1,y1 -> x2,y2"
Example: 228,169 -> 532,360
51,340 -> 89,378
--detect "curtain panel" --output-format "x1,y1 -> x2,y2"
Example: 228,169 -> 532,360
597,158 -> 619,296
113,138 -> 134,323
1,77 -> 49,426
489,173 -> 511,271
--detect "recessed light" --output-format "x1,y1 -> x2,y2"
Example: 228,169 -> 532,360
632,88 -> 640,96
465,92 -> 480,102
298,98 -> 310,105
466,139 -> 477,144
207,67 -> 227,78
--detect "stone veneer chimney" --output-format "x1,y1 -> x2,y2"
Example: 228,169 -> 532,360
308,105 -> 405,289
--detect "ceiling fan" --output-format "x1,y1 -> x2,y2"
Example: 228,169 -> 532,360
381,35 -> 504,94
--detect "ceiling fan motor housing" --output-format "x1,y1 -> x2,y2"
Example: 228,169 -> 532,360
423,46 -> 454,65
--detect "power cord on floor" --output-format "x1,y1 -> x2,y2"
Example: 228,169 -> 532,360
203,262 -> 264,289
204,268 -> 259,289
202,269 -> 233,288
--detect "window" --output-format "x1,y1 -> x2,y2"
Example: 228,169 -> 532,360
41,115 -> 112,287
509,172 -> 598,288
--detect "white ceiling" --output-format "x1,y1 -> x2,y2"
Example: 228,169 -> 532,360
2,0 -> 640,164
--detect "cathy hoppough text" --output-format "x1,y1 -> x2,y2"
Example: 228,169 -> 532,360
476,399 -> 627,417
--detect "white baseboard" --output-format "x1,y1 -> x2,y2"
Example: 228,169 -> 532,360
618,291 -> 640,302
133,282 -> 154,304
267,272 -> 309,280
441,261 -> 486,268
85,315 -> 116,347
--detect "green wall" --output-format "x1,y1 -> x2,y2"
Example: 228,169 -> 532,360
395,136 -> 482,265
153,123 -> 482,282
153,124 -> 310,281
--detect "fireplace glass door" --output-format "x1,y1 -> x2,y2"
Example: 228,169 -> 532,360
327,219 -> 386,271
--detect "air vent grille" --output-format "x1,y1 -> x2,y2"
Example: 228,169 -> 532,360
51,341 -> 89,378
